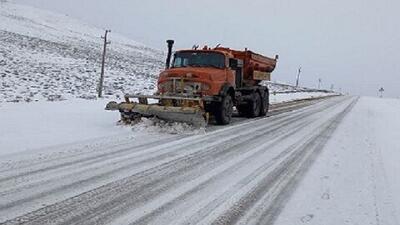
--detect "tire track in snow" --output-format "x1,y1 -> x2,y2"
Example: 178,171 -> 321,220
132,97 -> 356,225
216,97 -> 358,225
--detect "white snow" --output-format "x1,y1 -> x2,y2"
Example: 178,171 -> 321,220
0,2 -> 163,103
0,99 -> 131,156
275,97 -> 400,225
0,2 -> 134,46
0,92 -> 331,157
4,2 -> 397,224
132,118 -> 206,135
269,91 -> 337,104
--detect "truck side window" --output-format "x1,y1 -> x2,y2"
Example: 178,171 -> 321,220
173,58 -> 181,67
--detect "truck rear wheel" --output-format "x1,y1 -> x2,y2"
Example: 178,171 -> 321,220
248,92 -> 261,118
260,91 -> 269,116
215,95 -> 233,125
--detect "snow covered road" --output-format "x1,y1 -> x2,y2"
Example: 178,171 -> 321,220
0,96 -> 356,225
275,97 -> 400,225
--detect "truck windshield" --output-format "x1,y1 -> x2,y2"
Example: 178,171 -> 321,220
172,52 -> 225,69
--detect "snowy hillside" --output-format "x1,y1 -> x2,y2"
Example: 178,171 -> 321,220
0,2 -> 335,104
0,2 -> 164,103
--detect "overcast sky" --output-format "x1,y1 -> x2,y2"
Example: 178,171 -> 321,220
15,0 -> 400,97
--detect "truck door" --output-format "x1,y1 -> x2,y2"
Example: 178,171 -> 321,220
235,59 -> 243,88
230,58 -> 243,88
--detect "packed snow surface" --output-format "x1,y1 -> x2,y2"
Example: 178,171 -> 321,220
276,97 -> 400,225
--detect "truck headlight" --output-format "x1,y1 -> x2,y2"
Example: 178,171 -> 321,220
158,81 -> 173,92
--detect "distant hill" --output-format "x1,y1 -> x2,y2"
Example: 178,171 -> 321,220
0,2 -> 164,102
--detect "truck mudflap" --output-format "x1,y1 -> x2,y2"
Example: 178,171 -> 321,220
105,95 -> 208,127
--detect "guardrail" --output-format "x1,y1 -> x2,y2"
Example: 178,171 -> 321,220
265,81 -> 336,95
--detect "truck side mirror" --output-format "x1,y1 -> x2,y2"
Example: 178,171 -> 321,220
229,58 -> 238,69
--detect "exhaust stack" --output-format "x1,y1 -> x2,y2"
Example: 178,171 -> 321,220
166,40 -> 175,69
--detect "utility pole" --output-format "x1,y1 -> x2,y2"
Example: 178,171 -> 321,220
98,29 -> 111,98
295,66 -> 301,87
379,87 -> 384,98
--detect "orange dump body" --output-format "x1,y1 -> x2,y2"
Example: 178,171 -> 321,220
215,47 -> 277,86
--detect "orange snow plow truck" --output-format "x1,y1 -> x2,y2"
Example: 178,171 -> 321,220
106,40 -> 278,126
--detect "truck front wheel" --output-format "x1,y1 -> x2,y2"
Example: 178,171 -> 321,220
215,95 -> 233,125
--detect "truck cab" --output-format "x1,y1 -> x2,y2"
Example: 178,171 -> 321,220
158,49 -> 236,98
106,40 -> 277,126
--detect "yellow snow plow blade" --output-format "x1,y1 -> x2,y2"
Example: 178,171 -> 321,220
105,95 -> 208,127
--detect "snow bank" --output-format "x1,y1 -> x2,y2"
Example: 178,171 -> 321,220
132,118 -> 206,135
265,81 -> 338,103
0,98 -> 208,157
0,99 -> 131,156
270,92 -> 337,104
275,97 -> 400,225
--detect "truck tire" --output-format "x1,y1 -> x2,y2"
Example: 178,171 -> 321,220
248,92 -> 262,118
215,95 -> 233,125
260,91 -> 269,116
